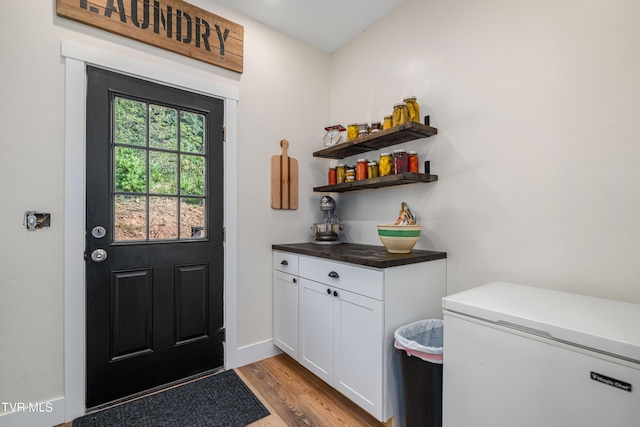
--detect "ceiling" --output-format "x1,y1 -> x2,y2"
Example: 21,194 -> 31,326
211,0 -> 408,52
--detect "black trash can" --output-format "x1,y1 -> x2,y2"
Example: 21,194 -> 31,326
394,319 -> 444,427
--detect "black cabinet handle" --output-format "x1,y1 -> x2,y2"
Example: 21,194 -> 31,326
280,260 -> 288,266
293,278 -> 297,284
328,271 -> 339,278
327,288 -> 331,294
333,291 -> 338,297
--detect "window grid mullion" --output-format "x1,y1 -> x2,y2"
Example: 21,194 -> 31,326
177,110 -> 182,239
145,101 -> 151,241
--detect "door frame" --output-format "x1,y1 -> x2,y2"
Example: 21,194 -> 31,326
62,39 -> 239,422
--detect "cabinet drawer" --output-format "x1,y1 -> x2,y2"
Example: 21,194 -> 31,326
273,251 -> 299,275
299,256 -> 383,300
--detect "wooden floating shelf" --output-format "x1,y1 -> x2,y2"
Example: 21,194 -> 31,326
313,121 -> 438,160
313,172 -> 438,193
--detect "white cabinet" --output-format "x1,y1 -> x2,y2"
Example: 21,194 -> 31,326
333,283 -> 384,416
273,270 -> 299,359
298,277 -> 385,415
298,278 -> 334,382
298,259 -> 384,418
273,250 -> 299,276
273,251 -> 300,359
273,248 -> 446,424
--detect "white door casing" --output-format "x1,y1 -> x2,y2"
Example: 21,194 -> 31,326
63,39 -> 239,423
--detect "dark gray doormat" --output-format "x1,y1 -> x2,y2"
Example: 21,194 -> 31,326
73,370 -> 269,427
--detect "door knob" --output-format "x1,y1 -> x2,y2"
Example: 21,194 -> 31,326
91,249 -> 108,262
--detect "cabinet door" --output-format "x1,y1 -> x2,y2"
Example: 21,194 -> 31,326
334,289 -> 384,420
273,270 -> 299,359
299,278 -> 334,384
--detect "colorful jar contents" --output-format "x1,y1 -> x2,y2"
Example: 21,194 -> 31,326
382,115 -> 393,130
356,159 -> 368,180
370,122 -> 382,132
345,168 -> 356,182
392,103 -> 408,126
403,96 -> 420,123
328,167 -> 337,185
379,153 -> 393,176
347,124 -> 359,142
367,161 -> 379,179
408,151 -> 419,173
336,164 -> 347,183
393,149 -> 408,174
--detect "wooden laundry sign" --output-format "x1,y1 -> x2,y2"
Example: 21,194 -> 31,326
56,0 -> 244,73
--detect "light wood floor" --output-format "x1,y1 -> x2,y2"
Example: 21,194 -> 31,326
55,353 -> 387,427
237,353 -> 387,427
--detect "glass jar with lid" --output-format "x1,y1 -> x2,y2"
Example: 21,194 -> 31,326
345,168 -> 356,182
379,153 -> 393,176
356,159 -> 368,180
393,149 -> 408,174
403,96 -> 420,123
407,151 -> 419,173
347,124 -> 359,142
336,164 -> 347,183
357,123 -> 369,138
392,103 -> 408,126
367,161 -> 379,179
383,115 -> 393,130
328,167 -> 337,185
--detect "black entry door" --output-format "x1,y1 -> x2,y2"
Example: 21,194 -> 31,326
85,66 -> 224,408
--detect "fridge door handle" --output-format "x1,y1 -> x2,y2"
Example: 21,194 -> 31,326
495,320 -> 554,340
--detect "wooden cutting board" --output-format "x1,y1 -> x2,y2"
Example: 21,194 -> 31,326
271,139 -> 298,209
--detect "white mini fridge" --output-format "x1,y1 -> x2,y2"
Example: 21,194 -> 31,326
442,282 -> 640,427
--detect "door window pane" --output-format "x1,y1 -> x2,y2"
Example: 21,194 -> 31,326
180,111 -> 205,154
115,195 -> 147,241
113,96 -> 207,242
150,105 -> 177,150
114,97 -> 147,146
180,155 -> 205,196
181,198 -> 206,238
115,147 -> 147,193
150,197 -> 178,240
149,151 -> 177,195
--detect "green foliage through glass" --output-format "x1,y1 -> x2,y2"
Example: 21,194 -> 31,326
114,97 -> 146,146
150,105 -> 177,150
180,111 -> 205,154
115,147 -> 146,193
113,96 -> 207,241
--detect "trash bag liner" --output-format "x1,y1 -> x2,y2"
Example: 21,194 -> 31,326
394,319 -> 443,363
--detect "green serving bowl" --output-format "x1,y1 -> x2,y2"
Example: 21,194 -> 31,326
376,224 -> 422,253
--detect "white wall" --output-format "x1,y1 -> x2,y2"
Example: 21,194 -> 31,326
329,0 -> 640,302
0,0 -> 329,420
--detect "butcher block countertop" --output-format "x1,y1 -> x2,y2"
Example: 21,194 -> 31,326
272,242 -> 446,269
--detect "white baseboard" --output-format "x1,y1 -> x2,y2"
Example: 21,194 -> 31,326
235,339 -> 282,368
0,397 -> 65,427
